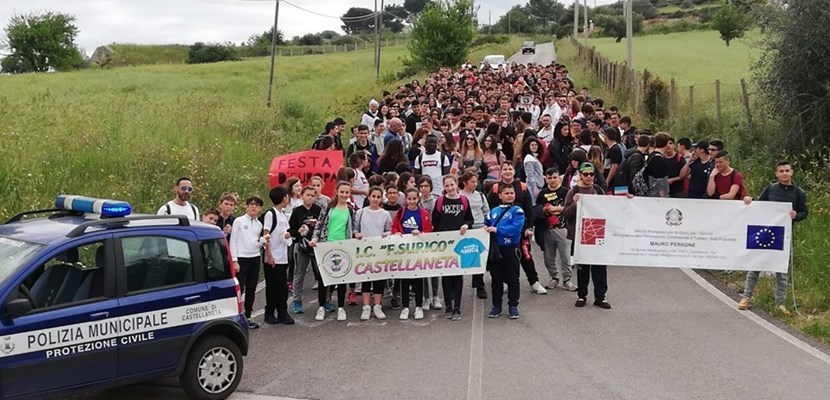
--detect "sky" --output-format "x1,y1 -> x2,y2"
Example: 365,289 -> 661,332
0,0 -> 619,53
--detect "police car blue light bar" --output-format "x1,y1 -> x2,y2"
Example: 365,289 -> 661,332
55,195 -> 132,217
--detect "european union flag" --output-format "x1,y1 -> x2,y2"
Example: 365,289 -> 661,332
746,225 -> 785,251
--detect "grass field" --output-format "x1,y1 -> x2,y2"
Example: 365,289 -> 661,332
558,35 -> 830,346
107,44 -> 190,66
586,30 -> 761,87
0,37 -> 524,220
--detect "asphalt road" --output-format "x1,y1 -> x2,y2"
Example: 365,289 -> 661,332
51,43 -> 830,400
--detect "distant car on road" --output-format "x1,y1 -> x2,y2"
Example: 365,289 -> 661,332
0,195 -> 249,400
479,54 -> 506,70
521,41 -> 536,55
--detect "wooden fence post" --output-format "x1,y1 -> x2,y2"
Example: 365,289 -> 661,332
715,80 -> 722,134
670,78 -> 677,119
688,85 -> 694,134
740,78 -> 755,142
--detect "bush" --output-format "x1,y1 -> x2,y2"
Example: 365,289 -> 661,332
408,0 -> 476,70
187,42 -> 240,64
641,70 -> 670,121
471,35 -> 509,47
642,19 -> 711,35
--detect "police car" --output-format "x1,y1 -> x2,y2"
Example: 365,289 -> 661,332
0,196 -> 248,400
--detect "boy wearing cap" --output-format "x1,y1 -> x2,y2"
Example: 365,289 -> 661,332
563,162 -> 611,309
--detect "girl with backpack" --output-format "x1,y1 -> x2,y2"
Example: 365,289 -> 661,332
392,188 -> 433,320
310,181 -> 359,322
460,171 -> 491,300
432,175 -> 474,321
355,187 -> 392,321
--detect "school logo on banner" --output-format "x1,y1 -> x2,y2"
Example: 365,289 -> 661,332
665,208 -> 683,226
581,218 -> 606,246
321,249 -> 352,278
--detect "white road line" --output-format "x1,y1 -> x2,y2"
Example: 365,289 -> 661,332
466,296 -> 483,400
231,393 -> 309,400
681,268 -> 830,365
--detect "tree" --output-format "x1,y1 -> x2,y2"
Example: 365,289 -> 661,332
408,0 -> 476,70
404,0 -> 432,16
319,30 -> 340,41
384,4 -> 409,33
494,5 -> 540,34
340,7 -> 375,35
594,13 -> 644,42
187,42 -> 239,64
298,33 -> 324,46
711,3 -> 752,46
524,0 -> 565,29
753,0 -> 830,153
1,12 -> 84,73
243,27 -> 284,57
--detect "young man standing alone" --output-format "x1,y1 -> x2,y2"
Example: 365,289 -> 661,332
738,161 -> 808,314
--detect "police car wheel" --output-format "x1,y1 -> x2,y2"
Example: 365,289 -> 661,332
180,335 -> 244,400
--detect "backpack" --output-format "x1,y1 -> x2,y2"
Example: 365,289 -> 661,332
164,203 -> 198,220
435,194 -> 469,215
631,153 -> 660,197
257,208 -> 278,233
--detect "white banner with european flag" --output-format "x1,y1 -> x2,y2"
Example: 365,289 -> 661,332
574,196 -> 792,272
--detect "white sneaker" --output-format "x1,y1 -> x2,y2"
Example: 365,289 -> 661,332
373,305 -> 386,320
337,307 -> 347,321
531,281 -> 548,294
561,280 -> 577,291
360,305 -> 371,321
315,306 -> 326,321
399,307 -> 410,320
432,297 -> 443,310
414,307 -> 424,320
423,298 -> 431,310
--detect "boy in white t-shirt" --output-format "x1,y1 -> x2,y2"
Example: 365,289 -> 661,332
349,153 -> 370,207
414,135 -> 450,196
262,186 -> 295,325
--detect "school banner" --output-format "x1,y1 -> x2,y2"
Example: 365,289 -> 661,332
574,196 -> 792,273
314,230 -> 490,286
268,150 -> 342,196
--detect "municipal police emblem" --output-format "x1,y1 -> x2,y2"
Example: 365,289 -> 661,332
1,337 -> 14,355
665,208 -> 683,226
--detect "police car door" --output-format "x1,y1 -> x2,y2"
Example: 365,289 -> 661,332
114,230 -> 206,376
0,235 -> 118,399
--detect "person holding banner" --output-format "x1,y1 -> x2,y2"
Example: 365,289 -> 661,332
485,184 -> 526,319
738,161 -> 809,314
564,162 -> 611,310
392,188 -> 432,320
310,181 -> 359,322
460,171 -> 491,300
288,186 -> 325,315
355,187 -> 392,321
432,175 -> 474,321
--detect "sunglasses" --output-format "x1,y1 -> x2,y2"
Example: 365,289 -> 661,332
581,173 -> 595,177
180,186 -> 193,192
466,137 -> 475,141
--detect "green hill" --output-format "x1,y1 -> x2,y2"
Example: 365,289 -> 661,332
107,44 -> 190,66
0,38 -> 523,219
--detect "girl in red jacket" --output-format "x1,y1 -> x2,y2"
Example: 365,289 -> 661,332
391,187 -> 433,320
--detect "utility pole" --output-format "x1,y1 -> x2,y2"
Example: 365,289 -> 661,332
374,0 -> 378,74
488,10 -> 491,35
583,0 -> 588,45
626,0 -> 633,78
573,0 -> 579,38
508,11 -> 511,35
377,0 -> 384,77
266,0 -> 280,108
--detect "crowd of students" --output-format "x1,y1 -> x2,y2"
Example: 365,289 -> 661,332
158,59 -> 809,328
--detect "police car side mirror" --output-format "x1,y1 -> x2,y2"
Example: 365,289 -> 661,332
5,298 -> 33,319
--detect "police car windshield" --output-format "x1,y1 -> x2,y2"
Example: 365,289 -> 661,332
0,237 -> 43,284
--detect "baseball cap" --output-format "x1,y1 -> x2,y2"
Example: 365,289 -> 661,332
579,162 -> 595,173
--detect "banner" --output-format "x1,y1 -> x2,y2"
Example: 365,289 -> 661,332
268,150 -> 343,196
314,230 -> 490,286
574,196 -> 792,272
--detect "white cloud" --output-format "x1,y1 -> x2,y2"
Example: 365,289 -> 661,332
0,0 -> 620,51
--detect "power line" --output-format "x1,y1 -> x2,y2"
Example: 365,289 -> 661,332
234,0 -> 381,21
